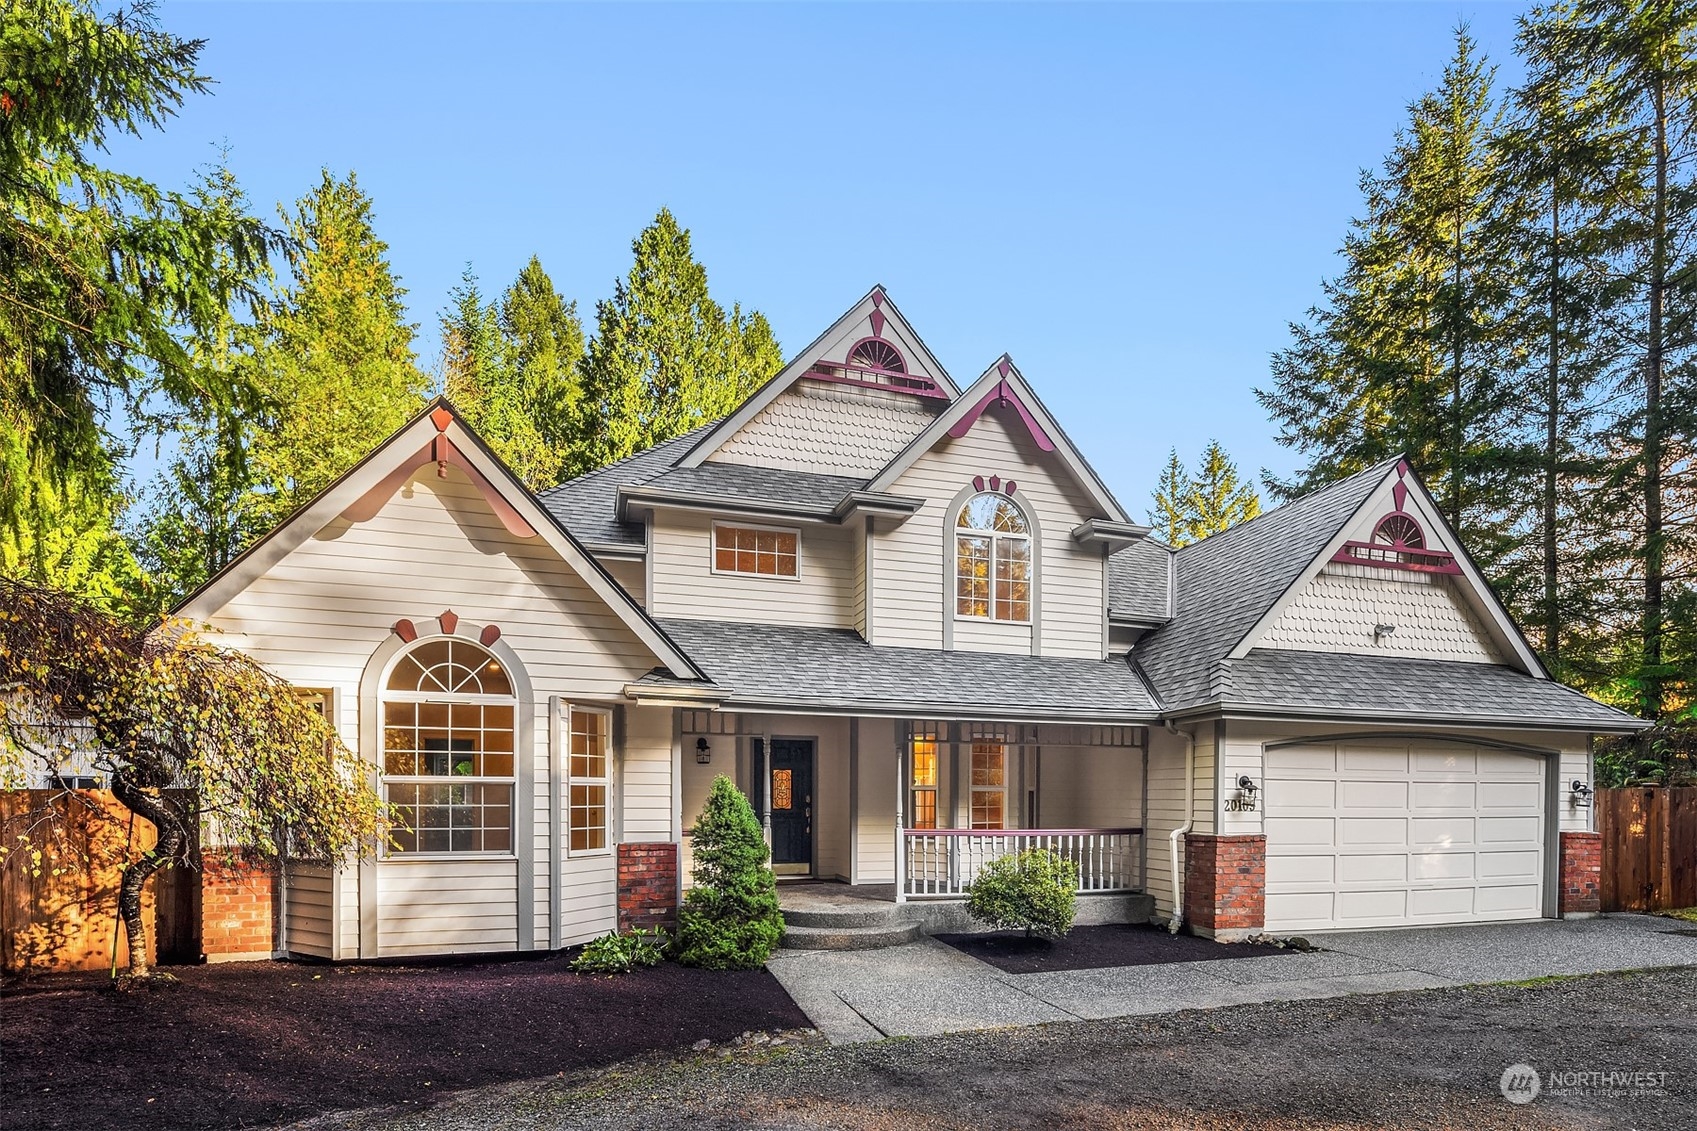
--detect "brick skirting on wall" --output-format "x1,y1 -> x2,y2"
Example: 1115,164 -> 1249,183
200,856 -> 276,962
1184,832 -> 1266,941
1558,830 -> 1603,917
616,842 -> 679,932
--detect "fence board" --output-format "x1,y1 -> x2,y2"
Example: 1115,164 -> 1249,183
1600,787 -> 1697,914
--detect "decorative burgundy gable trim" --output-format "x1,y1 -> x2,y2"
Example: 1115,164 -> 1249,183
341,433 -> 538,539
438,610 -> 459,636
393,618 -> 418,643
970,475 -> 1020,497
1330,461 -> 1461,575
479,623 -> 502,647
947,368 -> 1056,452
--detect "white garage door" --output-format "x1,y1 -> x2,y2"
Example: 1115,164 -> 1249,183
1264,740 -> 1546,932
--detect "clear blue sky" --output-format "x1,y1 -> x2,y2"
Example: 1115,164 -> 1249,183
117,1 -> 1527,512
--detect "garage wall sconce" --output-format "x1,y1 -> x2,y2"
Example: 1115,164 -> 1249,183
695,737 -> 712,765
1373,623 -> 1398,643
1237,774 -> 1259,798
1570,780 -> 1593,808
1226,774 -> 1260,812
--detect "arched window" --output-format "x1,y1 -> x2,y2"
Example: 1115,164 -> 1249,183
955,492 -> 1031,623
848,338 -> 906,373
382,638 -> 515,854
1372,514 -> 1425,549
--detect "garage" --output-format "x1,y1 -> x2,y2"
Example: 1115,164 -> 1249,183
1263,739 -> 1546,932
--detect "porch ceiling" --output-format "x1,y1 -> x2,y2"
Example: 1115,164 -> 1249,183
638,618 -> 1160,723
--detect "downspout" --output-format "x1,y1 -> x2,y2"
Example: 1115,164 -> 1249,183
1165,721 -> 1195,934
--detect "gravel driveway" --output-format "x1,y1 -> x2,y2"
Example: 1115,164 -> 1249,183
296,966 -> 1697,1130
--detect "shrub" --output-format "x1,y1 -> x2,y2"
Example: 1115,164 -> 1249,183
673,775 -> 784,969
965,848 -> 1079,940
571,927 -> 669,974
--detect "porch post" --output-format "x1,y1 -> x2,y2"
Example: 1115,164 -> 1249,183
894,732 -> 906,904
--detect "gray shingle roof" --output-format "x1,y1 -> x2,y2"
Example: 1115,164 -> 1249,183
1219,649 -> 1644,730
641,463 -> 867,513
1133,459 -> 1397,710
1108,538 -> 1173,623
645,618 -> 1160,721
536,428 -> 711,549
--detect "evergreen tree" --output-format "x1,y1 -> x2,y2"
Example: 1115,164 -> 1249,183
249,171 -> 428,527
1149,443 -> 1260,547
1148,449 -> 1194,546
673,775 -> 784,970
573,209 -> 782,473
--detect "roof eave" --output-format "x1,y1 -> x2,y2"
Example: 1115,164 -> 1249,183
1161,700 -> 1649,734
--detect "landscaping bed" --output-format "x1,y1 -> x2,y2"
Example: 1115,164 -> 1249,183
934,923 -> 1290,973
0,954 -> 808,1131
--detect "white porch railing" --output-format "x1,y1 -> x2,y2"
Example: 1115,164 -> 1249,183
900,827 -> 1142,899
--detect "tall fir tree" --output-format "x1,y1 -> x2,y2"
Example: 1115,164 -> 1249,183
1147,443 -> 1260,547
1148,449 -> 1194,546
249,171 -> 429,527
573,209 -> 782,473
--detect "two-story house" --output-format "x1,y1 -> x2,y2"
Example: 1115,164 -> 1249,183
180,287 -> 1643,961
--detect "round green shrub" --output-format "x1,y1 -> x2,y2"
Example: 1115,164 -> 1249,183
673,775 -> 785,969
964,848 -> 1079,940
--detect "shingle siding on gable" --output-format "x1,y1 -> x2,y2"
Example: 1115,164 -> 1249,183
708,381 -> 936,477
873,408 -> 1106,659
1259,563 -> 1500,663
647,510 -> 857,629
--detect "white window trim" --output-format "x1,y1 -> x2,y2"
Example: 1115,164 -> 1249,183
710,520 -> 803,582
567,704 -> 614,858
953,501 -> 1033,626
968,742 -> 1009,831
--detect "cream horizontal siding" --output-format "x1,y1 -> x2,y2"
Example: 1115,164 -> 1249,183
1559,748 -> 1594,833
710,381 -> 938,477
853,524 -> 869,638
1259,563 -> 1500,662
283,863 -> 334,959
198,465 -> 673,959
874,410 -> 1106,658
622,706 -> 676,842
1144,725 -> 1214,919
1037,745 -> 1143,830
1218,728 -> 1265,836
854,717 -> 897,883
559,856 -> 617,947
952,617 -> 1033,655
598,557 -> 646,607
648,511 -> 856,628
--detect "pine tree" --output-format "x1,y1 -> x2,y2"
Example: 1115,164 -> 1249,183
1149,443 -> 1260,547
573,209 -> 782,473
500,257 -> 586,483
249,171 -> 429,527
673,775 -> 784,970
1148,449 -> 1194,546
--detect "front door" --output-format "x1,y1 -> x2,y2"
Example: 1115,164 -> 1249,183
768,739 -> 814,875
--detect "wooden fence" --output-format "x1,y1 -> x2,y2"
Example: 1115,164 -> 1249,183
1598,786 -> 1697,914
0,790 -> 198,975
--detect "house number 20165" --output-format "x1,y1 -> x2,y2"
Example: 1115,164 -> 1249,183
1225,797 -> 1258,812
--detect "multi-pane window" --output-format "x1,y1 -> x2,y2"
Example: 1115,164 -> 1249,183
568,707 -> 612,854
970,742 -> 1007,830
909,733 -> 938,830
713,524 -> 799,578
383,639 -> 516,855
955,493 -> 1031,622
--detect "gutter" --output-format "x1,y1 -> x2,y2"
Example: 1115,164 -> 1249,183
1165,720 -> 1195,935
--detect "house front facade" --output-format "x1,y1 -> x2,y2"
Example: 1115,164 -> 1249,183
178,287 -> 1644,961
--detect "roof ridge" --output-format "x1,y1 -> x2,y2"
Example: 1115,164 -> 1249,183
1174,455 -> 1400,558
539,423 -> 715,496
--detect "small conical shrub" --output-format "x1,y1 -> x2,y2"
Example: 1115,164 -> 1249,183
673,774 -> 784,969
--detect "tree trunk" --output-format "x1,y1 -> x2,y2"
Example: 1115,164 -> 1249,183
1645,71 -> 1668,718
109,776 -> 189,979
1452,185 -> 1466,531
1545,193 -> 1562,665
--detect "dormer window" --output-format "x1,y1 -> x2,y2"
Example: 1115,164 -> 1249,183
848,338 -> 906,374
955,493 -> 1031,623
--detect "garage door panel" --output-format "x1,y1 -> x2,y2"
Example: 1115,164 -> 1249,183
1341,780 -> 1409,809
1412,781 -> 1475,810
1338,854 -> 1407,883
1340,817 -> 1406,846
1265,742 -> 1545,932
1411,816 -> 1474,847
1265,817 -> 1334,845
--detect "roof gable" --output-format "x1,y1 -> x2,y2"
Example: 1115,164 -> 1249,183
678,286 -> 958,469
178,399 -> 705,681
866,356 -> 1131,523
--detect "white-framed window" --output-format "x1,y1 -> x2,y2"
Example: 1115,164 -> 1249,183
955,493 -> 1031,622
712,522 -> 800,579
381,639 -> 516,856
909,727 -> 939,830
969,742 -> 1007,830
568,706 -> 612,855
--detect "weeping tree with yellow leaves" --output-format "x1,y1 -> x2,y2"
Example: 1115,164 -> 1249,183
0,577 -> 384,981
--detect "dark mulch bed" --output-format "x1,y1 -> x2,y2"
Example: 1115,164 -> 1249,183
0,954 -> 807,1131
935,923 -> 1291,974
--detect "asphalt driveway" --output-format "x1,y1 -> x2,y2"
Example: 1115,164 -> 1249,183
766,913 -> 1697,1042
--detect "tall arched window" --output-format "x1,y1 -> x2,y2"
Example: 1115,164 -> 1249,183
383,639 -> 516,854
955,492 -> 1031,623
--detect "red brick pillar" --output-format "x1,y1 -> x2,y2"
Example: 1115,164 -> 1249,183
1558,831 -> 1603,917
199,857 -> 276,961
617,842 -> 679,932
1184,833 -> 1266,941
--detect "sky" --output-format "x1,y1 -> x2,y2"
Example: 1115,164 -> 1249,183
114,1 -> 1531,513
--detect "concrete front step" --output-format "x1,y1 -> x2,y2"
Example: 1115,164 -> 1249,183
781,904 -> 909,930
780,920 -> 923,951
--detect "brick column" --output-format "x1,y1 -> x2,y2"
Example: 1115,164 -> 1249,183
199,856 -> 276,962
616,842 -> 679,932
1184,832 -> 1266,941
1558,831 -> 1602,917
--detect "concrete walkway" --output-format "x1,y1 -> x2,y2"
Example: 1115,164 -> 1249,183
765,913 -> 1697,1044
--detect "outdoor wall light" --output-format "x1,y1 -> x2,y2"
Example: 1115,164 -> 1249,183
1571,780 -> 1594,808
1373,623 -> 1398,643
1237,775 -> 1259,798
695,737 -> 712,764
